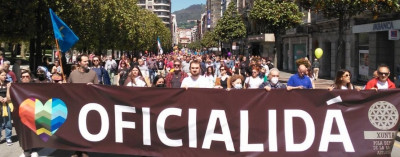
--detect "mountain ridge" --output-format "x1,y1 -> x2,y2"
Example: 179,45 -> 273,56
173,4 -> 206,29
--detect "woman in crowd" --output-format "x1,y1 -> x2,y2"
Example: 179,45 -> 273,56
228,74 -> 244,90
244,67 -> 264,89
232,60 -> 241,75
124,66 -> 147,87
35,66 -> 52,83
116,60 -> 129,86
215,65 -> 231,89
328,69 -> 359,91
0,69 -> 12,146
204,66 -> 215,86
153,75 -> 166,88
51,60 -> 63,83
118,55 -> 130,69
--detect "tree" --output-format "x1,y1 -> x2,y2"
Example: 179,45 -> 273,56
187,41 -> 201,51
299,0 -> 400,71
250,0 -> 303,66
214,1 -> 246,54
201,31 -> 218,50
0,0 -> 172,68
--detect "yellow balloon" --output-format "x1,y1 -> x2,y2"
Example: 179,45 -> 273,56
315,48 -> 323,59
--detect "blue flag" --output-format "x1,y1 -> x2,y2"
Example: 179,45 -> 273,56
49,8 -> 79,53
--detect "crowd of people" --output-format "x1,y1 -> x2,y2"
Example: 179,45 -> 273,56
0,51 -> 398,157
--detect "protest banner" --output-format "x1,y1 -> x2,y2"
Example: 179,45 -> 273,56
10,84 -> 400,156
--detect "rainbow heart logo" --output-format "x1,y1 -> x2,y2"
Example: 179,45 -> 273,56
19,98 -> 68,142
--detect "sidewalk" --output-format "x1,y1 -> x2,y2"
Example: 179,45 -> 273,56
279,71 -> 334,89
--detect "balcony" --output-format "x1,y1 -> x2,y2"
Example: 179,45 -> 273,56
153,3 -> 170,6
153,9 -> 170,12
157,15 -> 170,18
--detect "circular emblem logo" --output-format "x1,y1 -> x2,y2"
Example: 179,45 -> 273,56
368,101 -> 399,130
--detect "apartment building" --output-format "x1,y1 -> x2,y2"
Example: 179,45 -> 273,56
137,0 -> 171,28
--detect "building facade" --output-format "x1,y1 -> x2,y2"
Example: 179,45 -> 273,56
137,0 -> 171,28
178,28 -> 193,47
235,0 -> 276,58
206,0 -> 222,30
281,9 -> 400,82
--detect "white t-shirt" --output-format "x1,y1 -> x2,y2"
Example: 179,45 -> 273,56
181,76 -> 213,88
126,77 -> 147,87
203,74 -> 215,86
245,77 -> 264,89
377,80 -> 389,89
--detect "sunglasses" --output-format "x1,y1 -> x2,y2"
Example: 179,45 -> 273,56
378,71 -> 389,76
93,60 -> 99,62
174,64 -> 180,67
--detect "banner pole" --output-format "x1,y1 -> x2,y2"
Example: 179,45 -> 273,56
55,39 -> 67,82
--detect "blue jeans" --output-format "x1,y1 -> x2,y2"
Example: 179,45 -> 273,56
1,105 -> 12,140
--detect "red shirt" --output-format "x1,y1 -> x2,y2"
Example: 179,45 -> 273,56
365,78 -> 396,89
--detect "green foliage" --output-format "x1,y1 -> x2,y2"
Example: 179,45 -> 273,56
0,0 -> 37,41
187,41 -> 201,51
201,31 -> 218,48
250,0 -> 304,34
214,1 -> 246,43
299,0 -> 400,19
0,0 -> 172,54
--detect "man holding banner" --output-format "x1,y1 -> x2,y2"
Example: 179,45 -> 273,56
287,64 -> 313,90
68,55 -> 98,84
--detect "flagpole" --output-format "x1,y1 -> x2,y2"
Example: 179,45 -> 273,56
55,39 -> 67,82
157,37 -> 159,55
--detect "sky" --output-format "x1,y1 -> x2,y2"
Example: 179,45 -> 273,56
171,0 -> 206,12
